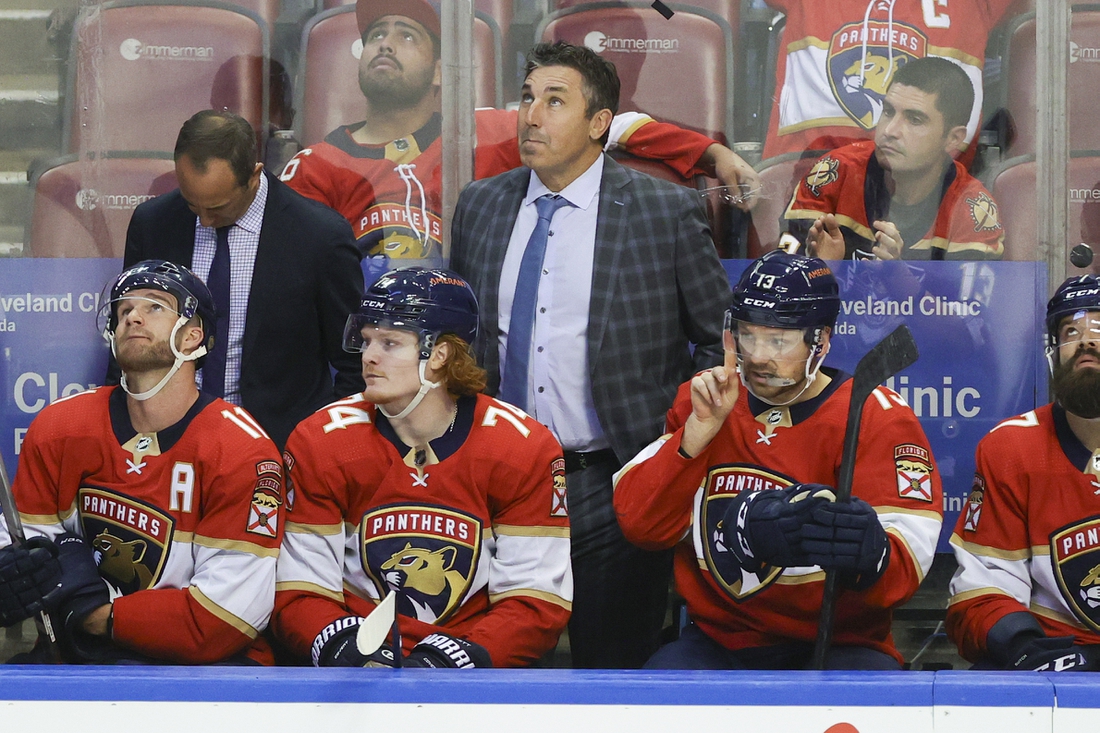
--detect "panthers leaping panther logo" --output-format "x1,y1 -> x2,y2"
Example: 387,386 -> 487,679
381,543 -> 468,623
92,529 -> 154,594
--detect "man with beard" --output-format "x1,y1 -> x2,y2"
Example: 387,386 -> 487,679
947,274 -> 1100,671
0,260 -> 284,665
279,0 -> 760,266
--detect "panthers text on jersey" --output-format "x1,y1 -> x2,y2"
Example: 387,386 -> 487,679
947,404 -> 1100,663
272,392 -> 572,667
613,368 -> 942,663
763,0 -> 1015,158
784,141 -> 1004,259
278,109 -> 716,266
2,386 -> 283,664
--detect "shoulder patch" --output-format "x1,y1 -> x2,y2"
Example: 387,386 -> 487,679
550,457 -> 568,518
963,473 -> 985,532
804,156 -> 840,197
966,191 -> 1001,232
895,443 -> 934,502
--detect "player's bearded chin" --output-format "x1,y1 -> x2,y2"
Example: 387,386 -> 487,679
117,338 -> 175,373
1052,349 -> 1100,419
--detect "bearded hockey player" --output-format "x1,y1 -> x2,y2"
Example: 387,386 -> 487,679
947,274 -> 1100,671
613,249 -> 942,669
272,268 -> 571,668
0,260 -> 283,664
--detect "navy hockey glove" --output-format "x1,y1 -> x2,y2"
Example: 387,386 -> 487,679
312,616 -> 397,667
986,613 -> 1099,671
802,496 -> 890,590
405,632 -> 492,668
0,536 -> 61,627
48,533 -> 112,638
725,484 -> 835,573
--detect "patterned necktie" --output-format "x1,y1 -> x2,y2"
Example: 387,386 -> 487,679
499,194 -> 571,410
203,225 -> 231,398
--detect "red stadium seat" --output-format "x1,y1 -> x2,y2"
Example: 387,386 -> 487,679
988,152 -> 1100,269
1001,8 -> 1100,157
745,152 -> 824,258
552,0 -> 739,31
539,2 -> 735,144
298,5 -> 501,147
26,153 -> 178,258
63,0 -> 268,154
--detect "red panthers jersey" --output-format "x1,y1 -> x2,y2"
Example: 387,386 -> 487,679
947,404 -> 1100,663
5,386 -> 284,664
279,109 -> 715,266
273,392 -> 571,667
763,0 -> 1014,159
613,369 -> 943,663
784,141 -> 1004,259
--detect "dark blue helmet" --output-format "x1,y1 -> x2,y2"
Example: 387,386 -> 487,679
1046,274 -> 1100,350
99,259 -> 217,357
344,267 -> 479,358
729,250 -> 840,331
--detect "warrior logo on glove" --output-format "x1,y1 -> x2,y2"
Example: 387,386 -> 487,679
1051,516 -> 1100,632
700,464 -> 793,601
361,504 -> 479,623
78,486 -> 172,594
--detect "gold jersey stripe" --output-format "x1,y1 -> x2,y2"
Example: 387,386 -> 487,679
286,521 -> 344,536
275,581 -> 343,602
489,588 -> 572,611
493,524 -> 570,539
188,585 -> 258,638
192,534 -> 279,559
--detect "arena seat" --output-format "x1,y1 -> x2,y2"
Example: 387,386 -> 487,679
297,5 -> 502,148
745,151 -> 824,258
988,151 -> 1100,270
551,0 -> 740,32
538,2 -> 735,145
25,153 -> 177,258
62,0 -> 269,155
1000,7 -> 1100,157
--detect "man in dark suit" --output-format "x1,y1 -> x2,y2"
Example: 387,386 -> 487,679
450,42 -> 731,668
125,110 -> 364,449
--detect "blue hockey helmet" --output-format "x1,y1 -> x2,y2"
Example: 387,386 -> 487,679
1046,273 -> 1100,351
344,267 -> 479,358
99,259 -> 216,355
729,249 -> 840,333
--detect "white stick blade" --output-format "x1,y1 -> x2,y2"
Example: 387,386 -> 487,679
356,591 -> 397,655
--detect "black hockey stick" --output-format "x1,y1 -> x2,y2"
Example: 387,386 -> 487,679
0,450 -> 62,660
811,323 -> 918,670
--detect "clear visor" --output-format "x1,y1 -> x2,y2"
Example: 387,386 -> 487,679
96,293 -> 180,335
342,314 -> 420,354
1055,310 -> 1100,351
726,312 -> 809,361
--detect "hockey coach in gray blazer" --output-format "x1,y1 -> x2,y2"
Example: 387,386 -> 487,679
450,41 -> 731,669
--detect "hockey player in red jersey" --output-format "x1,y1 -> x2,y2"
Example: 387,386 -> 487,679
278,0 -> 760,266
947,274 -> 1100,671
0,260 -> 284,664
784,57 -> 1003,261
272,268 -> 571,668
613,250 -> 942,669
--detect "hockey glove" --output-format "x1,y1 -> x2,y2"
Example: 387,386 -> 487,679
404,632 -> 492,668
986,612 -> 1098,671
1010,636 -> 1090,672
312,616 -> 397,667
48,533 -> 112,638
0,536 -> 61,627
725,483 -> 835,573
802,496 -> 890,590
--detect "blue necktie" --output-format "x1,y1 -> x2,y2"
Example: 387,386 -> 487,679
203,225 -> 231,398
499,194 -> 571,410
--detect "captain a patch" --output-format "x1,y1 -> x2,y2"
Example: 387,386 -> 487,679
895,444 -> 933,502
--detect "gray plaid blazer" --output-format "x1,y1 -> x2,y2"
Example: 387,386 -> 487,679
450,154 -> 731,464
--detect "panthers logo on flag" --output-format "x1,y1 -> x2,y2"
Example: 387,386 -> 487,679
826,21 -> 926,129
963,473 -> 985,532
78,486 -> 173,595
1051,516 -> 1100,632
895,444 -> 933,502
700,464 -> 794,602
360,504 -> 481,624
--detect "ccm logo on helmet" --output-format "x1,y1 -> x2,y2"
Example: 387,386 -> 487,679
1066,287 -> 1100,299
743,298 -> 776,309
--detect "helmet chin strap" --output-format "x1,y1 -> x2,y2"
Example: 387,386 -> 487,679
111,316 -> 208,402
378,360 -> 442,420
